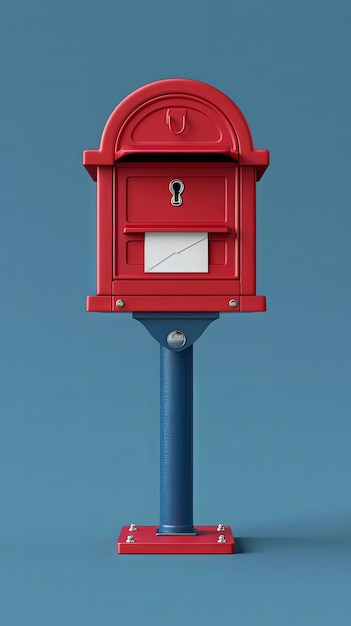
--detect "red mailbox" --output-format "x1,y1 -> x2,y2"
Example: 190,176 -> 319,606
83,79 -> 269,313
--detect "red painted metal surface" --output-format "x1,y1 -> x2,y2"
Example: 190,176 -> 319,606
117,164 -> 232,225
86,294 -> 265,312
117,525 -> 235,554
96,167 -> 113,294
111,279 -> 241,296
114,163 -> 238,285
83,79 -> 269,313
240,167 -> 256,295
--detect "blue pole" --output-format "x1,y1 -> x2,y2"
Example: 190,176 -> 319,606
158,344 -> 196,535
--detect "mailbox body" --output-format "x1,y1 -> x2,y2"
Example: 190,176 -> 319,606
83,79 -> 269,312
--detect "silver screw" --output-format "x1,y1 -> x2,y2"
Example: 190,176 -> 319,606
217,523 -> 225,532
126,534 -> 135,543
129,524 -> 137,532
167,330 -> 187,349
116,299 -> 125,309
229,299 -> 239,309
217,534 -> 226,543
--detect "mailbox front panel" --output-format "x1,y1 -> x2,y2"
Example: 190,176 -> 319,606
124,172 -> 227,225
113,163 -> 238,287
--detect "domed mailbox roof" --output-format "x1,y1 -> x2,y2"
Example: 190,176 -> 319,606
83,79 -> 269,180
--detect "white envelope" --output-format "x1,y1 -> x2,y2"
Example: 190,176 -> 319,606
145,232 -> 208,273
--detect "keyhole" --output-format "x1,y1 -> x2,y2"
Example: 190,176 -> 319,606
169,179 -> 184,206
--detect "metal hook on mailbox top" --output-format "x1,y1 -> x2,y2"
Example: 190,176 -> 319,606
166,108 -> 187,135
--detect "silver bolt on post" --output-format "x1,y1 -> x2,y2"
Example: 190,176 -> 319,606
116,299 -> 125,308
167,330 -> 187,349
126,534 -> 135,543
229,299 -> 239,309
217,534 -> 227,543
129,524 -> 137,532
217,523 -> 225,532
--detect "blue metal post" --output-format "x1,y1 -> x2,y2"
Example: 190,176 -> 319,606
158,343 -> 196,535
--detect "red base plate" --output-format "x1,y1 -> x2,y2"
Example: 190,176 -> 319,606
117,525 -> 235,554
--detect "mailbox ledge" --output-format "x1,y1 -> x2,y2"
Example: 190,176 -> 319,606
86,295 -> 266,313
123,224 -> 231,233
115,143 -> 235,157
83,147 -> 268,182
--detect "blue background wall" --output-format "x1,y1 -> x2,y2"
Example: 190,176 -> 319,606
1,1 -> 351,624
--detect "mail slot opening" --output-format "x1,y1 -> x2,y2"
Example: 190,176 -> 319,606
116,153 -> 237,163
